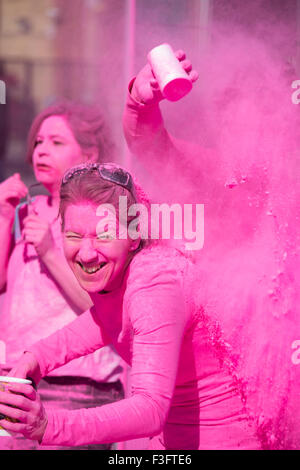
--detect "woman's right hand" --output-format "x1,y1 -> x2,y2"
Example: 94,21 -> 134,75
0,173 -> 28,220
7,352 -> 42,387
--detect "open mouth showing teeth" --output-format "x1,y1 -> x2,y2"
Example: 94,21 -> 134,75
77,262 -> 107,274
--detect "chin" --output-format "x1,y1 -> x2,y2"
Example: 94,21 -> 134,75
34,172 -> 53,186
72,263 -> 120,294
77,278 -> 107,294
75,269 -> 111,294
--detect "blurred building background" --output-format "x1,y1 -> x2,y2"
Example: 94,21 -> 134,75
0,0 -> 131,184
1,0 -> 300,186
0,0 -> 213,185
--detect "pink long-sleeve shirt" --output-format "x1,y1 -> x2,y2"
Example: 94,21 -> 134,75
29,245 -> 259,449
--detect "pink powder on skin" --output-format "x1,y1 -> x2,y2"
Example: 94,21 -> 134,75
63,202 -> 136,293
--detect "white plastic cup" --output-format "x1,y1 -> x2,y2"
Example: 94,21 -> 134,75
147,43 -> 193,102
0,376 -> 32,437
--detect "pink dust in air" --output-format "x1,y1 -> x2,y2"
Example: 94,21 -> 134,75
128,0 -> 300,449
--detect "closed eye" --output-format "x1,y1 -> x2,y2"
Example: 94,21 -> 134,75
65,232 -> 82,240
97,232 -> 115,240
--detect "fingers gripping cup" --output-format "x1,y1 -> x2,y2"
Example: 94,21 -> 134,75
0,376 -> 32,436
147,43 -> 193,102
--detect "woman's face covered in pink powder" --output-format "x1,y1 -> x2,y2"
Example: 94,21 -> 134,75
62,202 -> 137,293
32,115 -> 88,194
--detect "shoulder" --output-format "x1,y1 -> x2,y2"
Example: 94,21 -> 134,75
132,242 -> 191,272
124,244 -> 192,331
125,243 -> 193,299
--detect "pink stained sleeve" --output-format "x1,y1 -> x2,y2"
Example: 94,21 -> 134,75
39,263 -> 189,447
28,306 -> 110,378
122,78 -> 176,157
122,78 -> 214,197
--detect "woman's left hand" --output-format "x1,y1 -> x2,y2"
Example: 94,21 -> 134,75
0,382 -> 47,442
22,214 -> 55,259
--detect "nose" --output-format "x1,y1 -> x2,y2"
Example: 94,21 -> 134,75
78,238 -> 99,264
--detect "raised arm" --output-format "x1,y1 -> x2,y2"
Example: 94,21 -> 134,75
123,50 -> 198,159
122,50 -> 217,203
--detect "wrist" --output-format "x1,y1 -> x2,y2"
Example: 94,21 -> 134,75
129,77 -> 144,104
22,350 -> 42,384
37,413 -> 48,444
129,77 -> 163,107
38,244 -> 57,263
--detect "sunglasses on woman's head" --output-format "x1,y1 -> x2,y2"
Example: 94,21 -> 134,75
61,163 -> 134,193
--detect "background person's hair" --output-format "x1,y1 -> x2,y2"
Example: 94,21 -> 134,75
59,169 -> 151,250
26,99 -> 115,164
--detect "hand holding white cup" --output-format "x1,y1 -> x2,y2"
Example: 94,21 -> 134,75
0,375 -> 47,441
0,376 -> 32,436
147,43 -> 195,101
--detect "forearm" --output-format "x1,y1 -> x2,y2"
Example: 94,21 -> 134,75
123,78 -> 174,157
0,213 -> 14,291
122,79 -> 203,193
40,246 -> 93,312
42,393 -> 164,447
40,300 -> 184,447
28,307 -> 109,377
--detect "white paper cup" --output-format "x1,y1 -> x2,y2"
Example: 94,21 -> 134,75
0,376 -> 32,437
147,43 -> 192,102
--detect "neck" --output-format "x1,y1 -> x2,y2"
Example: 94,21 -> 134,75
50,193 -> 60,209
43,183 -> 60,209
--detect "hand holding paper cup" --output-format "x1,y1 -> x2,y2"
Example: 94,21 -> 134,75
0,376 -> 32,436
0,373 -> 47,442
130,44 -> 198,106
147,43 -> 193,101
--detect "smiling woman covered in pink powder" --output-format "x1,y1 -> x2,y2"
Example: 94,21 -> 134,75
0,162 -> 260,450
0,102 -> 123,450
